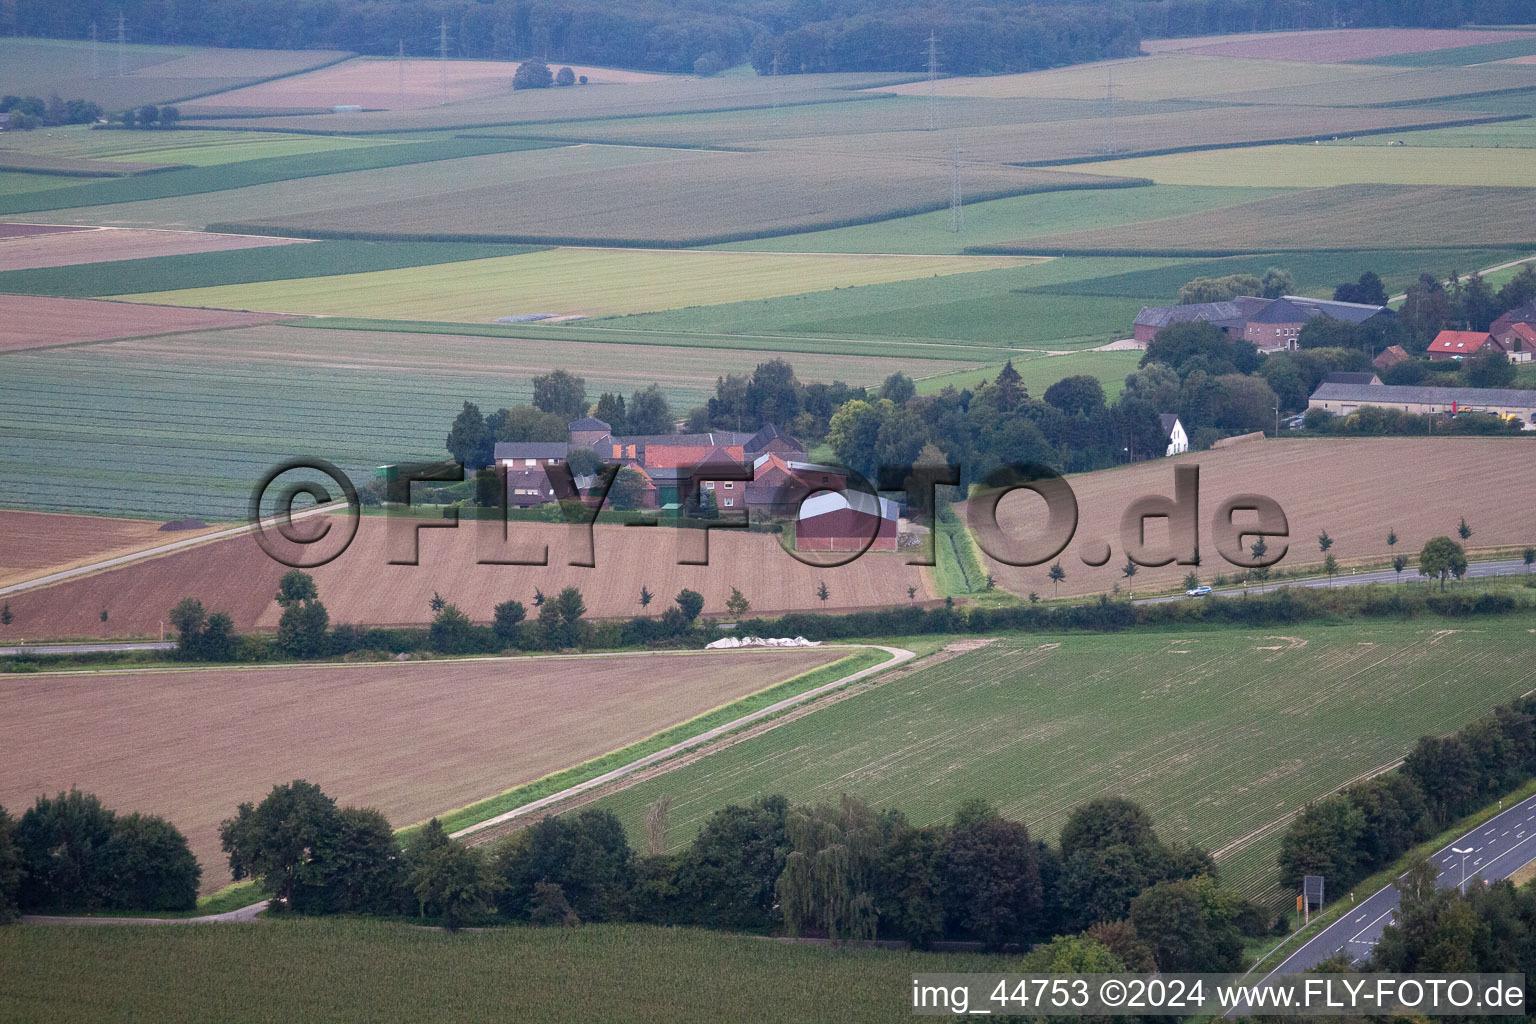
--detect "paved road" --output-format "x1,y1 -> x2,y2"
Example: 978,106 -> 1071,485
0,640 -> 176,656
1253,789 -> 1536,986
1135,558 -> 1527,605
22,900 -> 267,926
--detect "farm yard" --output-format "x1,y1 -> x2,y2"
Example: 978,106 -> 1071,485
118,249 -> 1040,320
979,437 -> 1536,601
0,517 -> 933,640
580,623 -> 1536,903
0,648 -> 847,888
0,510 -> 219,588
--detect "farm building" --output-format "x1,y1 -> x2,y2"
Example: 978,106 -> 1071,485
1160,413 -> 1189,456
795,490 -> 900,552
1373,345 -> 1411,371
493,441 -> 569,507
747,453 -> 849,515
1491,299 -> 1536,348
1498,323 -> 1536,364
1426,330 -> 1499,361
1308,382 -> 1536,426
1133,295 -> 1391,352
1322,371 -> 1382,386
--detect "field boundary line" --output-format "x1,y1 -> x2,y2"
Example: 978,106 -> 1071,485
449,644 -> 914,841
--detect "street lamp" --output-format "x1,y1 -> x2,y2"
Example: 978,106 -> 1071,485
1452,847 -> 1475,892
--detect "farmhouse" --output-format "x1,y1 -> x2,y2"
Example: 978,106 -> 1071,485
1133,294 -> 1392,351
493,441 -> 569,507
1498,323 -> 1536,364
795,490 -> 900,552
1427,330 -> 1499,361
1491,298 -> 1536,348
1373,344 -> 1411,371
1160,413 -> 1189,456
1308,382 -> 1536,426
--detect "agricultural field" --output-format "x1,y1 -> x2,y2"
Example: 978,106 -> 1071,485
580,623 -> 1536,902
0,648 -> 845,887
0,240 -> 532,296
0,126 -> 393,167
1145,28 -> 1536,62
0,919 -> 1001,1024
0,37 -> 351,109
1062,143 -> 1536,188
0,509 -> 220,588
978,437 -> 1536,601
0,226 -> 306,273
1213,64 -> 1536,106
183,57 -> 670,112
0,294 -> 284,352
912,351 -> 1144,400
121,249 -> 1038,320
1,516 -> 933,640
1018,184 -> 1536,254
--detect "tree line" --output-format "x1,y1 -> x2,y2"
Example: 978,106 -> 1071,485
0,789 -> 200,920
1279,693 -> 1536,902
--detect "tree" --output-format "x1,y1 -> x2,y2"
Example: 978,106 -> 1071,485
1318,530 -> 1333,554
671,796 -> 789,930
408,839 -> 493,931
593,393 -> 627,433
201,612 -> 237,662
1458,517 -> 1473,542
220,780 -> 341,911
693,52 -> 726,76
137,104 -> 159,126
880,372 -> 916,405
1524,547 -> 1535,574
429,603 -> 477,654
532,588 -> 545,608
639,586 -> 654,613
817,580 -> 830,603
277,593 -> 329,660
492,600 -> 525,644
1261,266 -> 1294,299
488,405 -> 567,442
907,585 -> 918,601
942,807 -> 1044,949
1465,349 -> 1516,388
532,369 -> 587,418
429,591 -> 446,613
496,810 -> 634,923
168,597 -> 206,658
445,401 -> 492,468
0,804 -> 20,924
1419,536 -> 1467,592
513,58 -> 553,90
625,384 -> 673,435
159,105 -> 179,127
1121,557 -> 1138,587
554,66 -> 576,87
0,603 -> 10,626
1323,553 -> 1339,580
1183,571 -> 1199,591
726,587 -> 751,616
530,880 -> 580,925
1043,375 -> 1106,417
1393,553 -> 1408,582
675,589 -> 704,624
1129,876 -> 1242,972
1387,528 -> 1398,549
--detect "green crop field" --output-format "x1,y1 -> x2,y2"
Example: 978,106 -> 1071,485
0,137 -> 558,218
0,37 -> 351,109
0,125 -> 390,166
1013,185 -> 1536,254
0,171 -> 83,196
1322,119 -> 1536,148
0,241 -> 541,298
119,249 -> 1038,320
1362,37 -> 1536,66
709,185 -> 1282,255
0,323 -> 986,519
0,919 -> 1000,1023
1063,143 -> 1536,188
579,622 -> 1536,904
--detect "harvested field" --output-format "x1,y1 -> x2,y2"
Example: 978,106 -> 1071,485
1017,184 -> 1536,253
1145,28 -> 1536,63
0,295 -> 287,352
1061,143 -> 1536,188
584,623 -> 1536,902
0,224 -> 88,239
185,58 -> 668,112
1215,64 -> 1536,105
0,648 -> 845,888
207,151 -> 1127,246
0,227 -> 307,273
0,38 -> 351,109
123,248 -> 1039,320
1,520 -> 934,641
758,106 -> 1492,167
975,437 -> 1536,601
0,510 -> 221,588
874,54 -> 1384,101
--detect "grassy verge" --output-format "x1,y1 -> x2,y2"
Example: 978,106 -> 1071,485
1242,776 -> 1536,978
424,648 -> 889,837
933,505 -> 990,599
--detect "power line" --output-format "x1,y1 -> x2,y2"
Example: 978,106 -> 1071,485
89,22 -> 99,80
116,11 -> 126,78
948,144 -> 964,233
926,31 -> 939,132
1104,66 -> 1117,156
438,19 -> 450,105
397,39 -> 405,109
770,52 -> 781,130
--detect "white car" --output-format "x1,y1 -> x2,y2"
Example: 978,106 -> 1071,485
1186,585 -> 1213,597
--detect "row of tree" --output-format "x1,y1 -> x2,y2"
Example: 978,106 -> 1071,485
0,93 -> 102,129
218,779 -> 1262,971
1279,693 -> 1536,900
0,790 -> 200,919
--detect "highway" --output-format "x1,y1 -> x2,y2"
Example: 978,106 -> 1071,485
1250,789 -> 1536,987
1135,558 -> 1528,605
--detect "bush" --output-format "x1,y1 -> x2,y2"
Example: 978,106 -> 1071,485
513,59 -> 553,90
554,66 -> 576,87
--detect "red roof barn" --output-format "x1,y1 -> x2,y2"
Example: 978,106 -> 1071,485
795,491 -> 899,552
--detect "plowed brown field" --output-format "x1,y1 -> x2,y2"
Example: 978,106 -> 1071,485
0,227 -> 306,272
0,294 -> 288,351
2,519 -> 933,640
0,510 -> 220,588
977,437 -> 1536,600
0,648 -> 845,889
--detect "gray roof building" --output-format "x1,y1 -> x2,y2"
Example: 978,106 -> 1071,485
1309,382 -> 1536,422
493,441 -> 570,461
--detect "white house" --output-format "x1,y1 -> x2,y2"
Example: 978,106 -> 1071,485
1160,413 -> 1189,456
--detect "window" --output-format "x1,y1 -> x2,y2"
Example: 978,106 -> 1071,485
724,498 -> 734,507
525,458 -> 536,467
723,482 -> 733,489
705,481 -> 715,489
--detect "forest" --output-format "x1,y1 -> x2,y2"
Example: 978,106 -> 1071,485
7,0 -> 1536,76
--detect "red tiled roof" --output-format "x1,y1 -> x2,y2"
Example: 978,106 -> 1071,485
644,444 -> 744,469
1427,330 -> 1494,354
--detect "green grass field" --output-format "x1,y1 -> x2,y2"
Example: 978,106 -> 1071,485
1323,119 -> 1536,149
709,184 -> 1282,255
0,241 -> 541,298
0,126 -> 391,166
1065,142 -> 1536,188
1362,37 -> 1536,66
118,249 -> 1037,320
0,919 -> 999,1023
578,621 -> 1536,904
